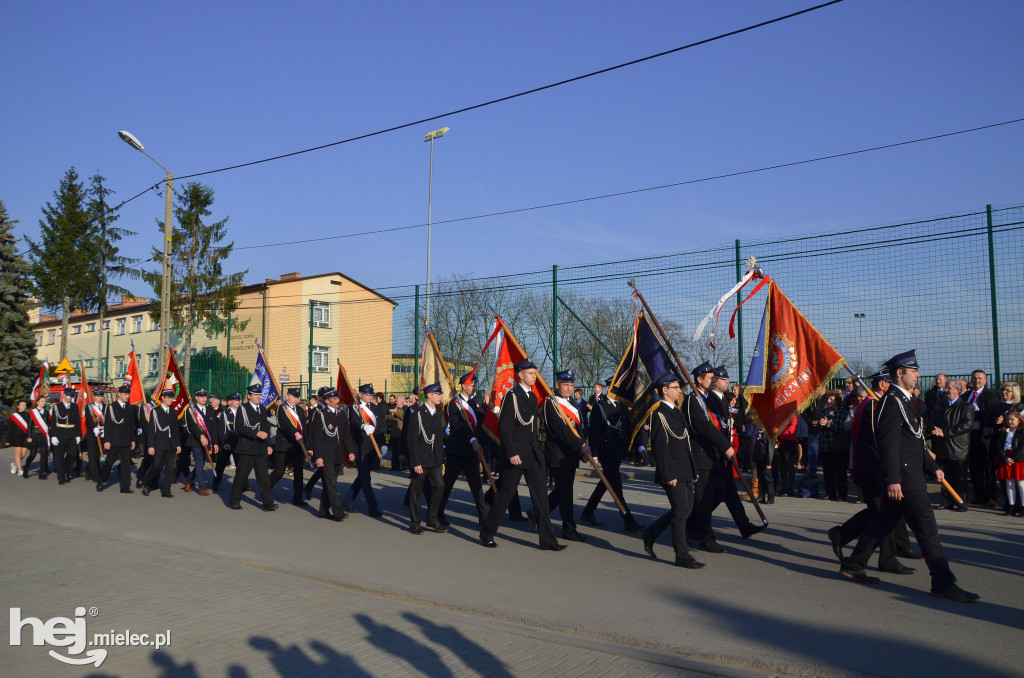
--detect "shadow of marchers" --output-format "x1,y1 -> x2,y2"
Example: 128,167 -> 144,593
401,612 -> 515,678
354,613 -> 454,678
150,649 -> 200,677
668,591 -> 1020,678
251,635 -> 367,677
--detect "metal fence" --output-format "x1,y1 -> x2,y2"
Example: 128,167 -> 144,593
187,202 -> 1023,399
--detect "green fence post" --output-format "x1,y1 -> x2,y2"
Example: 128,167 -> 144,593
986,204 -> 1001,385
225,312 -> 232,391
552,264 -> 559,382
735,239 -> 744,383
414,285 -> 420,384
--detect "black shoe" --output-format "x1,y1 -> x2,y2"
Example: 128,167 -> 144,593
136,479 -> 142,488
879,562 -> 917,575
162,493 -> 174,499
22,470 -> 28,478
410,525 -> 424,535
540,543 -> 566,551
292,499 -> 308,507
229,503 -> 242,510
931,584 -> 980,602
674,556 -> 705,569
740,523 -> 766,539
39,473 -> 48,479
368,510 -> 384,518
141,487 -> 150,496
700,542 -> 726,554
263,503 -> 279,512
96,483 -> 104,492
580,510 -> 603,526
623,514 -> 640,533
58,479 -> 66,486
896,549 -> 924,560
480,537 -> 498,548
526,508 -> 539,532
121,488 -> 134,494
640,528 -> 657,559
331,514 -> 346,522
562,529 -> 586,542
1014,507 -> 1023,517
427,523 -> 447,533
1003,506 -> 1013,516
840,565 -> 880,584
508,515 -> 529,522
761,495 -> 774,504
438,516 -> 449,527
827,526 -> 844,562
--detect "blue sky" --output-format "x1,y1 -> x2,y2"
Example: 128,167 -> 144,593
3,0 -> 1022,294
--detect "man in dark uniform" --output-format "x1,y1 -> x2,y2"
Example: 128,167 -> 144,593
840,350 -> 979,602
439,373 -> 487,526
84,389 -> 107,482
408,383 -> 447,534
184,388 -> 218,496
582,376 -> 641,532
49,387 -> 81,485
228,384 -> 278,511
303,387 -> 331,500
142,389 -> 181,498
479,360 -> 564,551
640,373 -> 703,569
97,385 -> 137,493
307,388 -> 353,521
273,387 -> 309,507
344,383 -> 386,517
134,401 -> 154,488
212,393 -> 241,492
532,369 -> 589,542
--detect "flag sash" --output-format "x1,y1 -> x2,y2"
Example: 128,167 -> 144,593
10,412 -> 29,434
358,404 -> 376,427
191,405 -> 212,440
29,409 -> 48,437
555,400 -> 581,428
283,405 -> 303,433
455,397 -> 477,429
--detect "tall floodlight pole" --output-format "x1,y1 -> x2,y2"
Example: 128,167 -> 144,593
119,130 -> 174,371
423,126 -> 449,326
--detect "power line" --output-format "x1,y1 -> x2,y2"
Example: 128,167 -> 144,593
173,1 -> 845,182
233,116 -> 1024,251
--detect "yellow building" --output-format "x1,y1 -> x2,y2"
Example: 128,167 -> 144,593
30,271 -> 396,397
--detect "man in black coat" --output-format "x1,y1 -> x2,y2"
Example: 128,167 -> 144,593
582,377 -> 641,533
840,350 -> 979,602
479,360 -> 564,551
930,379 -> 973,510
49,387 -> 81,485
227,384 -> 278,512
83,389 -> 107,482
962,369 -> 997,505
97,385 -> 137,493
439,374 -> 487,525
343,383 -> 386,517
407,383 -> 447,534
640,374 -> 703,569
212,393 -> 240,492
274,388 -> 309,506
184,388 -> 218,496
307,388 -> 353,520
142,389 -> 181,498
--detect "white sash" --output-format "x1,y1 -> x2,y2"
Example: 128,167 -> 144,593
29,409 -> 49,437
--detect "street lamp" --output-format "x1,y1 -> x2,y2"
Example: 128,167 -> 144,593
119,130 -> 174,372
854,312 -> 866,368
423,126 -> 449,326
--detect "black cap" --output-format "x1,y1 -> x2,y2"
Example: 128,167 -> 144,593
358,383 -> 374,395
656,373 -> 681,389
514,359 -> 537,372
411,387 -> 419,396
194,388 -> 209,397
459,372 -> 477,385
322,388 -> 340,399
64,386 -> 76,395
227,393 -> 242,401
317,386 -> 330,398
161,389 -> 175,398
93,389 -> 105,397
883,349 -> 919,373
423,383 -> 442,395
287,388 -> 301,397
246,384 -> 263,395
868,372 -> 887,388
713,365 -> 729,380
555,369 -> 575,384
603,377 -> 613,387
118,385 -> 131,394
690,362 -> 714,378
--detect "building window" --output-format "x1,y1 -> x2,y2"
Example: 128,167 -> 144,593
86,323 -> 95,332
392,364 -> 415,374
148,353 -> 160,376
131,314 -> 143,333
46,329 -> 56,345
102,320 -> 110,330
114,356 -> 125,377
35,332 -> 42,346
312,346 -> 330,372
72,325 -> 82,335
150,318 -> 159,332
311,302 -> 330,328
115,318 -> 126,335
84,358 -> 95,368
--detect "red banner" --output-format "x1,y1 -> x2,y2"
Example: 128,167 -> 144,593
335,362 -> 357,408
481,318 -> 552,444
151,347 -> 192,418
124,351 -> 146,405
746,281 -> 846,437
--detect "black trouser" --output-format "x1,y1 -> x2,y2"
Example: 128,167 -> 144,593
344,454 -> 378,513
845,483 -> 956,590
316,462 -> 342,517
23,444 -> 49,477
99,445 -> 133,491
821,452 -> 848,500
584,452 -> 631,518
137,453 -> 154,487
545,466 -> 579,531
647,480 -> 695,561
230,453 -> 274,508
720,462 -> 755,530
778,440 -> 799,495
687,466 -> 720,545
86,436 -> 102,480
54,438 -> 78,482
409,466 -> 444,526
968,435 -> 994,502
836,481 -> 902,570
212,448 -> 234,489
143,449 -> 177,496
481,459 -> 558,548
938,458 -> 967,505
285,451 -> 305,503
268,450 -> 289,487
754,438 -> 774,499
440,453 -> 485,521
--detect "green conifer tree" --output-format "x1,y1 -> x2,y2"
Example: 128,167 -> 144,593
0,200 -> 40,404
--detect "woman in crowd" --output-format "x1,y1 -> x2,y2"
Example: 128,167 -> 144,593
22,395 -> 50,478
817,392 -> 848,501
8,400 -> 29,475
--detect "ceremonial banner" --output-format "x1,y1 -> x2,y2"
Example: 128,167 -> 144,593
30,361 -> 49,401
151,347 -> 192,418
124,343 -> 146,405
253,342 -> 282,407
481,318 -> 552,444
335,362 -> 357,407
76,358 -> 90,435
744,280 -> 846,437
420,329 -> 455,403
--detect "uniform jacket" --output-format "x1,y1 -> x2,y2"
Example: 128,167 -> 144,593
275,403 -> 307,453
409,404 -> 445,469
148,405 -> 181,452
25,407 -> 50,449
308,406 -> 352,466
349,400 -> 387,459
685,391 -> 732,471
876,386 -> 939,489
445,395 -> 483,457
234,402 -> 271,456
219,407 -> 239,451
588,394 -> 627,458
649,401 -> 697,485
543,396 -> 585,469
497,384 -> 544,468
102,400 -> 137,448
49,401 -> 80,443
185,403 -> 220,449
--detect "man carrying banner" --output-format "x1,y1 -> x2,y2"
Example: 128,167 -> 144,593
343,383 -> 386,518
228,384 -> 278,512
640,373 -> 704,569
273,387 -> 309,507
308,387 -> 353,521
184,389 -> 218,496
532,369 -> 589,543
83,389 -> 106,483
582,377 -> 641,533
212,393 -> 241,492
49,386 -> 81,485
97,385 -> 137,493
407,383 -> 447,534
142,389 -> 182,498
479,360 -> 564,551
438,373 -> 488,526
839,350 -> 979,602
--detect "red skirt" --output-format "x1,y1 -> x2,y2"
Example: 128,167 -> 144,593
996,459 -> 1024,480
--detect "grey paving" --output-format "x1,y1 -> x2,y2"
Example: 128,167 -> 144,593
1,451 -> 1022,678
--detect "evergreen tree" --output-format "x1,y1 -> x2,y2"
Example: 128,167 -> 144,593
25,167 -> 101,358
0,200 -> 39,404
142,181 -> 247,384
88,173 -> 140,379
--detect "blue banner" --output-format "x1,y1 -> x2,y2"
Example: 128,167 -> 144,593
744,299 -> 770,393
254,349 -> 280,406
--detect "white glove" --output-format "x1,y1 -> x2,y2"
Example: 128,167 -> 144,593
75,437 -> 81,444
136,428 -> 143,435
381,445 -> 389,456
638,446 -> 646,453
361,424 -> 374,436
93,427 -> 101,436
51,436 -> 59,445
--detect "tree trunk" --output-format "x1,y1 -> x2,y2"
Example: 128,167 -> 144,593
96,305 -> 106,380
60,296 -> 70,359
